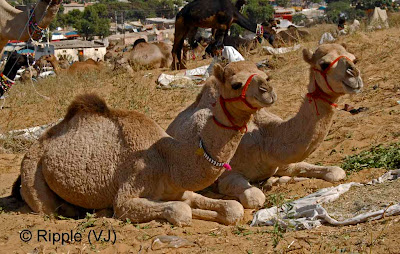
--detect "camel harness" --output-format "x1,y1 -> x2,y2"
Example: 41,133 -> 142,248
212,73 -> 259,133
307,55 -> 354,115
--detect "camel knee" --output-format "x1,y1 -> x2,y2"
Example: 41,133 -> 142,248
238,187 -> 265,209
162,202 -> 192,227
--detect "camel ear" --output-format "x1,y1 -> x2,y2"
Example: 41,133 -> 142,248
213,63 -> 224,83
302,48 -> 313,64
341,43 -> 347,49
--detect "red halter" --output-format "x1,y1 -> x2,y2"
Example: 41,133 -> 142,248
307,55 -> 353,115
213,74 -> 259,133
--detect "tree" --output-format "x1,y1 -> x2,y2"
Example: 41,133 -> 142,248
326,0 -> 365,23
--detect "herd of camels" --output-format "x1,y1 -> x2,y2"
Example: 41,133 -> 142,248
1,0 -> 364,226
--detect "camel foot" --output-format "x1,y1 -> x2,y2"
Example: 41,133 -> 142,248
238,187 -> 266,209
323,166 -> 346,182
163,202 -> 192,227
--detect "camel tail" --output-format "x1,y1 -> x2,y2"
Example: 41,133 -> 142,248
11,175 -> 23,201
64,93 -> 110,122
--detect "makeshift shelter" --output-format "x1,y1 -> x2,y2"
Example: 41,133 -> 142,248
368,7 -> 389,30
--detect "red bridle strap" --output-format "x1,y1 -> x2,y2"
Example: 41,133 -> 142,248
312,55 -> 353,94
222,74 -> 259,110
306,83 -> 338,116
212,74 -> 259,133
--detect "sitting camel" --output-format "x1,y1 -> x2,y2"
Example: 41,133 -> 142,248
14,61 -> 276,226
0,0 -> 61,52
275,26 -> 311,47
128,39 -> 172,69
167,44 -> 363,209
44,55 -> 103,75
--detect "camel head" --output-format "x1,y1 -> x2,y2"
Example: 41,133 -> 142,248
303,44 -> 363,95
4,52 -> 32,72
43,54 -> 57,63
213,61 -> 276,111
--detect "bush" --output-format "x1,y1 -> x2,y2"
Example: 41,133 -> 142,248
342,142 -> 400,172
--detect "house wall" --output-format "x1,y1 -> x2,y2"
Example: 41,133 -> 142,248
54,47 -> 106,62
63,5 -> 85,14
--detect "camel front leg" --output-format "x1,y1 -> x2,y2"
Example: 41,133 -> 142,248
217,172 -> 266,209
276,162 -> 346,182
181,191 -> 243,225
114,196 -> 192,227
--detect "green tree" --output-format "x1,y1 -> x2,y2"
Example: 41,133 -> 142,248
244,0 -> 274,24
326,0 -> 365,23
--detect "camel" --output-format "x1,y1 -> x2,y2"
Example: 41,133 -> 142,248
275,26 -> 311,47
0,0 -> 62,53
14,61 -> 276,226
167,44 -> 363,209
43,55 -> 103,75
20,66 -> 38,82
171,0 -> 275,70
0,51 -> 31,97
128,39 -> 172,69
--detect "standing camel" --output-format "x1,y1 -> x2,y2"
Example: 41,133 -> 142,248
167,44 -> 363,208
14,61 -> 276,226
171,0 -> 274,70
0,0 -> 62,53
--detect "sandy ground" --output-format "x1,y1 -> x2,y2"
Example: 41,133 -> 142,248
0,24 -> 400,253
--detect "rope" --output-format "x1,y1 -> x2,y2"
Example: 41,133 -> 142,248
1,0 -> 53,109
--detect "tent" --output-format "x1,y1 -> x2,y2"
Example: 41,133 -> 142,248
368,7 -> 389,30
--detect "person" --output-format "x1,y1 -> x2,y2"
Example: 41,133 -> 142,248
337,13 -> 350,35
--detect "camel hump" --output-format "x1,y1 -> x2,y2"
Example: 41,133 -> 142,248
64,93 -> 110,121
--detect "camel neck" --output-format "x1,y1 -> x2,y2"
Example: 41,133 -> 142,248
0,0 -> 60,42
48,59 -> 61,74
2,59 -> 23,80
164,99 -> 253,192
264,71 -> 340,165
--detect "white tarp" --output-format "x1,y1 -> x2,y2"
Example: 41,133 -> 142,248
368,7 -> 389,30
0,119 -> 61,141
251,169 -> 400,230
262,44 -> 301,55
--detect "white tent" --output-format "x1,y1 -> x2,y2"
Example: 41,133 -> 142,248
368,7 -> 389,30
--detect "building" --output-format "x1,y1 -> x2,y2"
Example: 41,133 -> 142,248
63,2 -> 85,14
49,40 -> 107,62
145,18 -> 175,30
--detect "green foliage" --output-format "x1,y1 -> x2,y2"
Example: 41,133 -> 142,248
276,0 -> 291,7
292,13 -> 307,25
243,0 -> 274,24
342,142 -> 400,173
326,1 -> 365,23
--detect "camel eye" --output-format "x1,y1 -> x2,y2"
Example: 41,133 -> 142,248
231,82 -> 243,90
320,62 -> 330,71
353,58 -> 358,64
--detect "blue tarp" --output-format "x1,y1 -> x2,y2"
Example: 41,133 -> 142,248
17,49 -> 34,54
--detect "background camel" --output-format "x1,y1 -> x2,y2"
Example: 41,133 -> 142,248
0,51 -> 32,97
167,44 -> 363,209
0,0 -> 62,53
275,26 -> 311,47
128,39 -> 172,69
43,55 -> 103,75
15,61 -> 276,226
171,0 -> 275,70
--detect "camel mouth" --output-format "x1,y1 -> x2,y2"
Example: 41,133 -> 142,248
342,78 -> 363,93
254,91 -> 277,107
